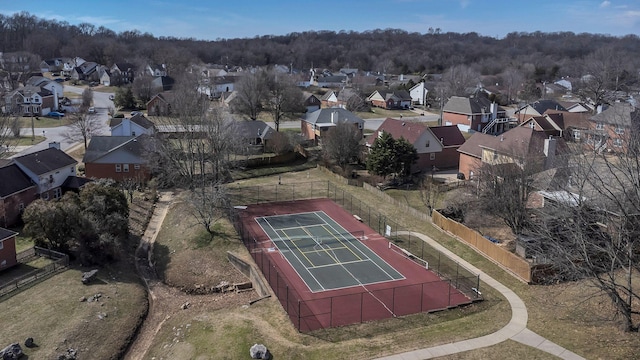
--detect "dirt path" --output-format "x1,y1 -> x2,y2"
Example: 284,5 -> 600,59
124,191 -> 182,360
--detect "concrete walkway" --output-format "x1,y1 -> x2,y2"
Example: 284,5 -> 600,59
376,231 -> 585,360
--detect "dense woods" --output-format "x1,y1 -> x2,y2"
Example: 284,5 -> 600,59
2,11 -> 640,81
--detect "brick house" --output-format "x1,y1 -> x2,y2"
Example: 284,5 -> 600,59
146,92 -> 174,116
301,108 -> 364,144
0,227 -> 18,272
83,136 -> 152,182
367,90 -> 412,109
13,144 -> 78,201
442,95 -> 507,133
367,118 -> 465,173
0,164 -> 37,227
457,126 -> 563,180
586,102 -> 638,153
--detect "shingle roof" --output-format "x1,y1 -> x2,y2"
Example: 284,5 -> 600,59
130,114 -> 155,129
458,127 -> 548,159
444,96 -> 505,115
0,227 -> 18,241
234,120 -> 275,140
83,136 -> 149,163
367,118 -> 428,146
304,108 -> 364,126
0,164 -> 35,198
430,126 -> 466,147
14,148 -> 77,176
544,110 -> 591,130
590,102 -> 637,126
377,90 -> 412,101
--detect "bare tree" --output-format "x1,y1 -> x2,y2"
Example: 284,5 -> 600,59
322,121 -> 361,171
576,47 -> 634,110
64,107 -> 102,149
525,114 -> 640,331
0,113 -> 19,157
230,70 -> 268,120
81,87 -> 94,108
500,67 -> 524,105
442,64 -> 480,97
265,70 -> 305,132
189,180 -> 230,238
132,75 -> 154,105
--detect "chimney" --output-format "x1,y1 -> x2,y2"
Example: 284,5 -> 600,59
597,104 -> 603,114
490,102 -> 498,120
544,136 -> 557,169
331,111 -> 338,124
48,141 -> 60,150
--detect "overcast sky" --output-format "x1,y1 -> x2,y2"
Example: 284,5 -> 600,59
3,0 -> 639,40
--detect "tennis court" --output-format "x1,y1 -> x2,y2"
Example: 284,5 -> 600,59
256,211 -> 405,292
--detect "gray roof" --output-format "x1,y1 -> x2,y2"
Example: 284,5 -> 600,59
303,108 -> 364,126
0,227 -> 18,242
0,164 -> 34,198
110,114 -> 155,129
14,148 -> 77,176
590,102 -> 637,126
444,96 -> 505,115
83,136 -> 149,163
376,89 -> 412,101
234,120 -> 275,140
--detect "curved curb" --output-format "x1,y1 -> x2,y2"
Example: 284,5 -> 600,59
375,231 -> 584,360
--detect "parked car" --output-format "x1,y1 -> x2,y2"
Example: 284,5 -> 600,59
88,107 -> 96,114
54,78 -> 64,83
108,94 -> 115,100
130,111 -> 143,117
46,111 -> 65,118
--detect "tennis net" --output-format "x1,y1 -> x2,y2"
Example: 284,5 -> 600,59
388,241 -> 429,270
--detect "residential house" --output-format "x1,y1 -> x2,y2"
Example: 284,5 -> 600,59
336,88 -> 364,109
98,66 -> 111,86
442,95 -> 508,133
12,143 -> 78,200
554,79 -> 573,91
457,126 -> 563,180
562,102 -> 593,113
303,93 -> 321,113
520,115 -> 563,137
339,68 -> 359,78
544,82 -> 569,96
0,227 -> 18,272
367,90 -> 412,109
515,100 -> 567,121
62,57 -> 85,77
26,76 -> 63,97
409,82 -> 428,106
110,62 -> 136,85
39,58 -> 67,73
209,76 -> 238,97
367,118 -> 465,173
151,76 -> 175,92
0,164 -> 37,227
146,92 -> 174,116
83,136 -> 152,182
301,108 -> 364,144
234,120 -> 276,153
544,110 -> 592,143
3,86 -> 56,116
110,113 -> 155,137
310,69 -> 347,88
320,91 -> 339,108
147,64 -> 167,77
71,61 -> 99,82
586,102 -> 638,153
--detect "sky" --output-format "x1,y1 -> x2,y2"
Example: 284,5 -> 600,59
1,0 -> 639,40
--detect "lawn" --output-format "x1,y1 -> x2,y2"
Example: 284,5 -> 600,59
356,108 -> 429,119
19,116 -> 68,128
0,262 -> 147,359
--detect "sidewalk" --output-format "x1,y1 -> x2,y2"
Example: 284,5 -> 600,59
375,231 -> 585,360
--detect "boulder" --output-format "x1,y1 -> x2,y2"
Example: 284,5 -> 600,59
0,343 -> 23,359
24,337 -> 34,348
249,343 -> 271,360
82,270 -> 98,284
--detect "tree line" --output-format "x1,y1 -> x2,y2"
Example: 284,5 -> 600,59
3,11 -> 640,80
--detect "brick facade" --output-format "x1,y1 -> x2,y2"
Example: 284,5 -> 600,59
0,187 -> 38,228
0,234 -> 17,271
85,163 -> 151,182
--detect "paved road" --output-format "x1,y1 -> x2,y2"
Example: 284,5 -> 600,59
377,231 -> 585,360
11,86 -> 115,158
272,113 -> 441,132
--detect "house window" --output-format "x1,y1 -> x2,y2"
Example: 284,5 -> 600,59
614,138 -> 623,147
42,192 -> 49,200
0,241 -> 3,250
493,151 -> 498,160
425,140 -> 430,147
615,126 -> 624,134
115,164 -> 122,172
596,122 -> 605,130
123,164 -> 130,172
18,203 -> 24,211
53,188 -> 62,199
132,131 -> 136,136
134,164 -> 141,170
430,153 -> 436,160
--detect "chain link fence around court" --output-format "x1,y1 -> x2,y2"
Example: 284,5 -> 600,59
229,181 -> 482,331
229,180 -> 481,299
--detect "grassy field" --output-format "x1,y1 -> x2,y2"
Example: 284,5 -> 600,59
19,116 -> 67,128
0,262 -> 147,359
356,108 -> 432,119
159,168 -> 639,359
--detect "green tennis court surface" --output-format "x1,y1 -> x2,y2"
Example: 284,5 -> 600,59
256,211 -> 405,292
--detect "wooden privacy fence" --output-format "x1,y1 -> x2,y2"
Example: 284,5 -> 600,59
0,247 -> 69,299
432,210 -> 532,283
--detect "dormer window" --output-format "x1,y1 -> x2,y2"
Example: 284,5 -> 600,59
596,122 -> 605,130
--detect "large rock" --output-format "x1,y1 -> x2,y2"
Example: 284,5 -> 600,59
81,270 -> 98,284
249,343 -> 271,360
0,343 -> 23,359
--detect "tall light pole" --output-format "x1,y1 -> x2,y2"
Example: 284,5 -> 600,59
25,89 -> 35,141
